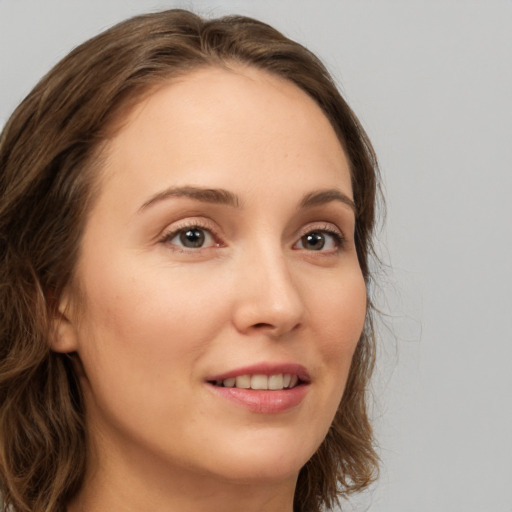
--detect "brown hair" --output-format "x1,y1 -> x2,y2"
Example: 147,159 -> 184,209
0,9 -> 380,512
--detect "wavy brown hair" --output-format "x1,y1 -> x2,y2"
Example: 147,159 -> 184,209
0,9 -> 380,512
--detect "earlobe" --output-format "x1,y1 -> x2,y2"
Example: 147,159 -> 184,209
50,291 -> 79,353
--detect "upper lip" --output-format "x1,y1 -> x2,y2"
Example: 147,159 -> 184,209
206,362 -> 311,383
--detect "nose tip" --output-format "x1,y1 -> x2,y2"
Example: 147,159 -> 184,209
232,256 -> 305,338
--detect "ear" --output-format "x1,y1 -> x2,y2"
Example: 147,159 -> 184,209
49,289 -> 79,353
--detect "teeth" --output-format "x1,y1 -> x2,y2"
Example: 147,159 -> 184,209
251,374 -> 268,389
268,374 -> 284,390
217,373 -> 299,390
235,375 -> 251,389
222,377 -> 236,387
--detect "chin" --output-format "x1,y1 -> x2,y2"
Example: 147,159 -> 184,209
211,458 -> 304,485
196,432 -> 319,484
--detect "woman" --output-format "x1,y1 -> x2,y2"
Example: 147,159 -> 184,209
0,9 -> 380,512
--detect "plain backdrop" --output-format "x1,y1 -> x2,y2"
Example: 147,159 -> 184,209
1,1 -> 511,511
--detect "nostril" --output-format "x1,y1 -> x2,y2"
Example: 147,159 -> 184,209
253,322 -> 272,329
249,321 -> 302,338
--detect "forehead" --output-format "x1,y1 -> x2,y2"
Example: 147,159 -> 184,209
98,65 -> 352,207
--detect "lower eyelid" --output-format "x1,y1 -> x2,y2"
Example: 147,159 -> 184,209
294,230 -> 345,251
159,221 -> 346,250
160,223 -> 219,247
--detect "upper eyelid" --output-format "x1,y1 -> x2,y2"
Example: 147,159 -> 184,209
159,226 -> 221,255
160,217 -> 218,236
296,222 -> 345,238
293,222 -> 347,252
157,218 -> 347,245
297,226 -> 344,243
158,219 -> 221,247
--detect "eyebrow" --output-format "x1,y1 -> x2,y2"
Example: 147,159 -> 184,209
138,186 -> 241,212
299,189 -> 356,212
138,186 -> 355,214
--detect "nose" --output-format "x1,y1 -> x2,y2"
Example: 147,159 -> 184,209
231,244 -> 305,338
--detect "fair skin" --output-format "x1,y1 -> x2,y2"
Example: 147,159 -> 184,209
54,66 -> 367,512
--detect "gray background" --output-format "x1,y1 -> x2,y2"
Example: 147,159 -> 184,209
1,1 -> 511,511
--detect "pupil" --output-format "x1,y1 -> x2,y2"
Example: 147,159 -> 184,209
180,228 -> 205,248
304,232 -> 325,250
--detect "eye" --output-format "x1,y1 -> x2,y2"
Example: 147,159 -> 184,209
295,229 -> 343,251
163,226 -> 217,249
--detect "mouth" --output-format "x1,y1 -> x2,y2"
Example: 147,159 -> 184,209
205,363 -> 310,413
208,373 -> 302,391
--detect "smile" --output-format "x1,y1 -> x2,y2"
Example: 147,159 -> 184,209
206,363 -> 310,413
212,373 -> 300,390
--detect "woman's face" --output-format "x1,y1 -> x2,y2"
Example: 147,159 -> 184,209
58,66 -> 366,490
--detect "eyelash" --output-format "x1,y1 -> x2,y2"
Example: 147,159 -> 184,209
159,220 -> 221,252
159,221 -> 345,253
295,225 -> 346,253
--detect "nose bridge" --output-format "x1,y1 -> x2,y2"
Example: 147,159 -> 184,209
232,236 -> 305,336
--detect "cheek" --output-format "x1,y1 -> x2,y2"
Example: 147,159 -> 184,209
309,268 -> 367,394
314,269 -> 367,348
73,258 -> 230,390
71,261 -> 236,453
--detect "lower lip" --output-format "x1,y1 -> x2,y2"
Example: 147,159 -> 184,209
207,384 -> 309,413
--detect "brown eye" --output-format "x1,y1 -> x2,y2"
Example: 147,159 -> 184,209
295,230 -> 342,251
301,232 -> 325,251
165,227 -> 216,249
179,228 -> 206,248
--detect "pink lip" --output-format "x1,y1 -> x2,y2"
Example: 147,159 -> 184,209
205,362 -> 311,414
